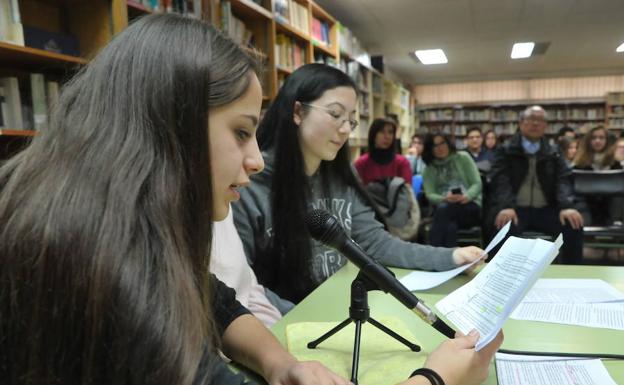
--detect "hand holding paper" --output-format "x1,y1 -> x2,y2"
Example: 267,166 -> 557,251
435,233 -> 563,350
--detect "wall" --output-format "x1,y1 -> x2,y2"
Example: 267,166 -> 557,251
413,75 -> 624,105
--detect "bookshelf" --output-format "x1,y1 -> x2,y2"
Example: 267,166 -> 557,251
0,0 -> 117,153
606,92 -> 624,131
0,0 -> 414,159
417,99 -> 608,147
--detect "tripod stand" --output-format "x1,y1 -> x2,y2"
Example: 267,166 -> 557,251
307,271 -> 421,385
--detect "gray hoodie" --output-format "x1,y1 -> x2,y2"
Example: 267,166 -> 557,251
232,151 -> 456,301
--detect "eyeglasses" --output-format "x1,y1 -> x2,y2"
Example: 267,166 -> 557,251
302,103 -> 359,131
433,141 -> 448,148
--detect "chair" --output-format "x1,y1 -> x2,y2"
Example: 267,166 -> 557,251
572,169 -> 624,258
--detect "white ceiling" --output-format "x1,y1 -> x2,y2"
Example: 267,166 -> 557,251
314,0 -> 624,85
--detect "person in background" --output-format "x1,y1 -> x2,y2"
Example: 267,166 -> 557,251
0,14 -> 350,385
556,125 -> 577,142
484,129 -> 498,151
422,133 -> 483,247
464,126 -> 494,164
573,125 -> 622,226
233,63 -> 485,305
488,106 -> 584,264
557,136 -> 578,168
615,136 -> 624,168
354,118 -> 412,186
211,207 -> 287,327
386,113 -> 402,152
406,133 -> 426,175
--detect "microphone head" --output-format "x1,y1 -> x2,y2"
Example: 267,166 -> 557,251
305,209 -> 346,249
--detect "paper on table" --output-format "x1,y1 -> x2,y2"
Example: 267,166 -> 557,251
510,302 -> 624,330
519,278 -> 624,303
435,234 -> 563,351
495,353 -> 618,385
399,221 -> 511,291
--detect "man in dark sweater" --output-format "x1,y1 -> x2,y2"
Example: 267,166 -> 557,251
488,106 -> 584,264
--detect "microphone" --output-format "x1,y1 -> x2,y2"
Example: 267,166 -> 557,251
305,209 -> 455,339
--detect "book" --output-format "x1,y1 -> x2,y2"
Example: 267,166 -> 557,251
30,73 -> 48,130
46,81 -> 60,112
0,77 -> 23,129
0,0 -> 24,46
435,234 -> 563,350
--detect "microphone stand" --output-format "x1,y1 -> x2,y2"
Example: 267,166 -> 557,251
307,271 -> 421,385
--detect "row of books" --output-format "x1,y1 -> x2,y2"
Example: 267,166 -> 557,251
273,0 -> 309,35
220,1 -> 254,46
313,52 -> 337,68
337,23 -> 366,60
0,0 -> 24,46
311,17 -> 330,46
0,74 -> 59,131
420,107 -> 606,122
607,118 -> 624,128
607,92 -> 624,106
275,34 -> 307,70
133,0 -> 203,18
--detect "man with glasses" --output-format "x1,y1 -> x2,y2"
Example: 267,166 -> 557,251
488,105 -> 584,264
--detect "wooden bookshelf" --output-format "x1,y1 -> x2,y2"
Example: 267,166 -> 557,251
0,129 -> 37,137
416,99 -> 608,148
231,0 -> 272,20
607,92 -> 624,131
0,41 -> 87,70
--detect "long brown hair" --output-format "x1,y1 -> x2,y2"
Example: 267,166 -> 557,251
0,14 -> 258,385
573,126 -> 616,168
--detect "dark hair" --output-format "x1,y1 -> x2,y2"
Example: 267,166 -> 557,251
422,133 -> 456,164
574,125 -> 616,168
411,133 -> 423,143
466,126 -> 482,137
257,63 -> 377,302
0,14 -> 258,385
484,129 -> 497,149
367,118 -> 397,163
557,126 -> 576,139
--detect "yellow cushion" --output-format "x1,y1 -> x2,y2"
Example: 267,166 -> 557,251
286,317 -> 426,385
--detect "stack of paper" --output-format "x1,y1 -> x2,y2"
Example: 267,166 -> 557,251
510,279 -> 624,330
496,353 -> 618,385
435,234 -> 563,350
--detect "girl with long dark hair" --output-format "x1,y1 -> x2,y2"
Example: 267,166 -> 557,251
233,64 -> 484,304
0,14 -> 352,385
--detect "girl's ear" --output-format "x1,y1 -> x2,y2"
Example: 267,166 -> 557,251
293,101 -> 302,126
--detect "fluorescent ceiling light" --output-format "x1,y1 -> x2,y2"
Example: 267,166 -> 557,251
415,49 -> 448,65
511,42 -> 535,59
617,42 -> 624,52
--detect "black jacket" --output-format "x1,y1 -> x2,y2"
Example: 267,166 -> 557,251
489,132 -> 576,214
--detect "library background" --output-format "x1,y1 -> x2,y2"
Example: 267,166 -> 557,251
1,1 -> 623,251
1,1 -> 623,151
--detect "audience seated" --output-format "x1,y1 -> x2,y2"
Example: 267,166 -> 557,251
572,126 -> 622,226
487,106 -> 584,264
422,133 -> 482,247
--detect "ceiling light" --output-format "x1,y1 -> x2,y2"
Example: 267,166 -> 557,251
617,42 -> 624,52
414,49 -> 448,65
511,42 -> 535,59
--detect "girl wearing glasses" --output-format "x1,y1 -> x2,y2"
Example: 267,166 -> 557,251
232,64 -> 502,385
232,63 -> 484,304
